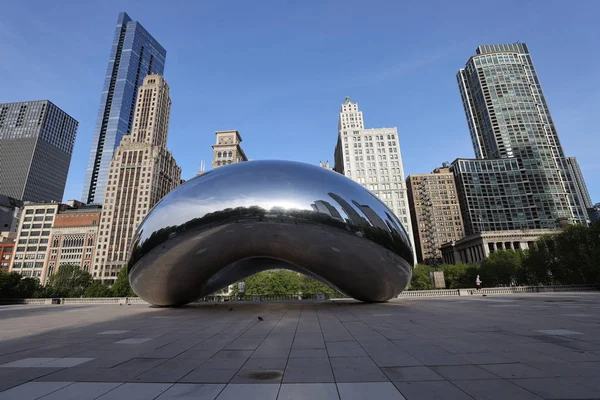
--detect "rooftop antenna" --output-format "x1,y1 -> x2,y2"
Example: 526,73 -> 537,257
197,160 -> 205,175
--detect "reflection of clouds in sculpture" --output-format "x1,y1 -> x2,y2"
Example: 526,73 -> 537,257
128,160 -> 414,306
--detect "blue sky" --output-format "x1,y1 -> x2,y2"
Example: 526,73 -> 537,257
1,0 -> 598,203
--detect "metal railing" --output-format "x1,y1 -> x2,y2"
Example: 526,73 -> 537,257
1,284 -> 598,305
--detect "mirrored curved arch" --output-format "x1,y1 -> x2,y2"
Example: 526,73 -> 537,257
128,160 -> 414,306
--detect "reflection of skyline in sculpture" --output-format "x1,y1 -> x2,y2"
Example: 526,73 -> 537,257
310,200 -> 344,222
352,200 -> 389,231
327,192 -> 369,228
128,160 -> 414,306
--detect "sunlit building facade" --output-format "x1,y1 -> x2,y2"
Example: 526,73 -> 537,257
94,75 -> 181,283
406,166 -> 464,264
83,12 -> 166,205
457,43 -> 587,229
333,97 -> 415,262
211,130 -> 248,168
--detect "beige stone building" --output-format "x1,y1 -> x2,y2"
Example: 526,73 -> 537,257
441,229 -> 561,265
9,203 -> 65,280
406,166 -> 465,264
333,97 -> 415,264
211,130 -> 248,168
9,201 -> 91,283
94,75 -> 181,284
46,207 -> 101,284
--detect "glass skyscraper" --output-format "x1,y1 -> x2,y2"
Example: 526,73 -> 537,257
82,12 -> 166,205
0,100 -> 78,203
456,43 -> 587,232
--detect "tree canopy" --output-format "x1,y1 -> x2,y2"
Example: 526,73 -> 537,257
45,264 -> 93,298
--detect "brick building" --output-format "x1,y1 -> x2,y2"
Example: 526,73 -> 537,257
0,237 -> 15,271
406,166 -> 465,264
46,207 -> 101,284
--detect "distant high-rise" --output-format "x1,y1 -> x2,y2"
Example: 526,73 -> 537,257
457,43 -> 587,230
82,12 -> 166,205
406,166 -> 465,264
0,100 -> 78,202
333,97 -> 415,261
211,130 -> 248,168
94,75 -> 181,283
566,157 -> 592,211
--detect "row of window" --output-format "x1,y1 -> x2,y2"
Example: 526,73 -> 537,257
24,208 -> 56,215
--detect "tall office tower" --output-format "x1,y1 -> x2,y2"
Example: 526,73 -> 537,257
211,130 -> 248,168
566,157 -> 592,211
0,101 -> 78,202
83,12 -> 166,205
457,43 -> 587,229
94,75 -> 181,283
333,97 -> 415,261
406,165 -> 465,264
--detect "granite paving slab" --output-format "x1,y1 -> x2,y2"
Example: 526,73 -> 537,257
0,293 -> 599,399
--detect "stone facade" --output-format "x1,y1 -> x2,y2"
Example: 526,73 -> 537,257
333,97 -> 415,263
46,208 -> 101,284
9,203 -> 65,280
440,229 -> 560,265
211,130 -> 248,168
94,75 -> 181,284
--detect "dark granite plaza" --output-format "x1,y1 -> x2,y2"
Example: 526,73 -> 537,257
1,292 -> 600,399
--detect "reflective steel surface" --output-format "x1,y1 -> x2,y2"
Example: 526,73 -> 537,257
128,160 -> 414,306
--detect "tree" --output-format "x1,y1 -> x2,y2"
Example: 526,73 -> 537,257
112,267 -> 135,297
0,271 -> 43,298
440,263 -> 478,288
479,250 -> 525,287
407,264 -> 433,290
230,269 -> 342,296
84,281 -> 113,297
45,264 -> 93,297
299,274 -> 340,295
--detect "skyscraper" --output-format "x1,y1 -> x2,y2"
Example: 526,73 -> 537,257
0,100 -> 78,202
406,166 -> 465,264
94,75 -> 181,283
211,130 -> 248,168
566,157 -> 593,211
82,12 -> 166,205
457,43 -> 587,230
333,97 -> 415,260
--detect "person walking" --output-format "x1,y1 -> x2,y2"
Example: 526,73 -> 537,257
475,275 -> 482,293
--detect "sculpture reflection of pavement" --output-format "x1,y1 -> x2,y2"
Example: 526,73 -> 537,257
128,160 -> 414,306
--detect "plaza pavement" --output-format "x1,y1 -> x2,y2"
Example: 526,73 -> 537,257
0,292 -> 599,399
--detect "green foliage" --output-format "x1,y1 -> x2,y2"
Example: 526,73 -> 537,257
407,264 -> 434,290
232,269 -> 342,296
439,263 -> 478,288
45,264 -> 93,298
0,270 -> 43,298
111,267 -> 135,297
479,250 -> 525,287
84,281 -> 113,298
523,224 -> 600,285
405,222 -> 600,290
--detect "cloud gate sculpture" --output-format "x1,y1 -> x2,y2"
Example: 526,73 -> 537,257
127,160 -> 414,306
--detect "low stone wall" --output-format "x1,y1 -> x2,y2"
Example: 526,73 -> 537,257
1,284 -> 598,305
